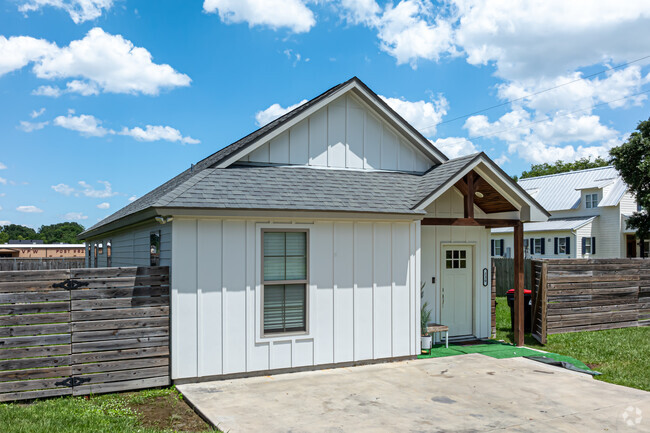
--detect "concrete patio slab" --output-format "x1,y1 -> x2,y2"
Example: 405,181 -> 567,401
177,354 -> 650,432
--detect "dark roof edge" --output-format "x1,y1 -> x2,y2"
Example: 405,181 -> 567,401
78,209 -> 159,240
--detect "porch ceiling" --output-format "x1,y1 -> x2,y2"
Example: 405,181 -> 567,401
454,171 -> 518,214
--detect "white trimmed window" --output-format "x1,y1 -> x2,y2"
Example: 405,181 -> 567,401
262,230 -> 308,335
585,193 -> 599,208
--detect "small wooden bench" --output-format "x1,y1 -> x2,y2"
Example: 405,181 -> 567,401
426,323 -> 449,349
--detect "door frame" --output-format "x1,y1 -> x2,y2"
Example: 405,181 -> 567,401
439,242 -> 476,339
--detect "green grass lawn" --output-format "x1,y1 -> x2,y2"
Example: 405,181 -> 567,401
495,296 -> 650,391
0,387 -> 215,433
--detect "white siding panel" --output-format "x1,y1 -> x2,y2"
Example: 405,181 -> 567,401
392,223 -> 411,357
293,339 -> 314,367
269,131 -> 289,164
309,108 -> 328,166
364,114 -> 381,169
246,221 -> 270,372
248,142 -> 270,163
222,220 -> 247,374
171,219 -> 198,379
398,140 -> 415,172
328,100 -> 347,168
373,223 -> 392,358
289,120 -> 309,165
381,128 -> 399,171
333,222 -> 354,363
311,222 -> 334,365
271,341 -> 292,370
346,97 -> 364,169
353,223 -> 374,361
197,219 -> 223,377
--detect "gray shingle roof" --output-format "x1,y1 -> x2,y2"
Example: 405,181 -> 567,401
80,153 -> 483,238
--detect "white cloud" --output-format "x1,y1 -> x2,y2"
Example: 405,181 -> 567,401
17,205 -> 43,213
119,125 -> 200,144
0,177 -> 6,185
53,113 -> 112,137
0,35 -> 57,76
340,0 -> 381,25
31,108 -> 46,118
1,28 -> 191,96
96,202 -> 110,209
19,120 -> 49,132
0,221 -> 11,225
376,0 -> 455,68
32,85 -> 62,97
18,0 -> 113,24
255,99 -> 308,126
0,162 -> 6,169
203,0 -> 315,33
493,154 -> 510,165
430,136 -> 477,159
63,212 -> 88,220
128,196 -> 137,202
52,183 -> 74,195
453,0 -> 650,81
380,94 -> 448,136
78,180 -> 117,198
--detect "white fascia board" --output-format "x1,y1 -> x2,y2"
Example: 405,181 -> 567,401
216,80 -> 447,169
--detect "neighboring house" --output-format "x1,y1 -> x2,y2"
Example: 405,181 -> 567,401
79,77 -> 547,382
0,240 -> 86,258
491,166 -> 648,259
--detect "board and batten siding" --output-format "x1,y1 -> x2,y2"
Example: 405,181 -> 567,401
85,221 -> 171,268
171,218 -> 420,380
239,94 -> 434,173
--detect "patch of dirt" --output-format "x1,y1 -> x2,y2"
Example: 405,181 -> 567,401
128,393 -> 212,432
586,363 -> 601,370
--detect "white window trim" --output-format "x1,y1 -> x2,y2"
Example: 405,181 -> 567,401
255,223 -> 314,344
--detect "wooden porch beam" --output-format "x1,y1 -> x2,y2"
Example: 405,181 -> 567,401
513,221 -> 525,347
421,218 -> 521,228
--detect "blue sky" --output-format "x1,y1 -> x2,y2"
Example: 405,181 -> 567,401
1,0 -> 649,229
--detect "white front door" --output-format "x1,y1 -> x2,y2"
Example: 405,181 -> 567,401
441,246 -> 473,337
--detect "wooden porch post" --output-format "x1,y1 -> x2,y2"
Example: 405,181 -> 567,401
513,221 -> 525,346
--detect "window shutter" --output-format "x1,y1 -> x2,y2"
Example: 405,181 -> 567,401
491,239 -> 495,256
592,237 -> 596,254
529,238 -> 534,253
566,237 -> 571,254
554,237 -> 558,254
540,238 -> 545,254
500,239 -> 505,257
582,237 -> 587,255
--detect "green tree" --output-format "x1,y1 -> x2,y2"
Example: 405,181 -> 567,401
610,118 -> 650,239
0,224 -> 39,243
37,222 -> 85,244
520,157 -> 610,179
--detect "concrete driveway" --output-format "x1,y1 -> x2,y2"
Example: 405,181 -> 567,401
178,354 -> 650,432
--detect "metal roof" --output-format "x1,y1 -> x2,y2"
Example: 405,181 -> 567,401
492,216 -> 597,234
517,166 -> 625,211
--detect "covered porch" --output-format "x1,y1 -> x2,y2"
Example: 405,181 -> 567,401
416,157 -> 548,346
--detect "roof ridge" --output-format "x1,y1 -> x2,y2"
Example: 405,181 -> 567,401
519,165 -> 615,182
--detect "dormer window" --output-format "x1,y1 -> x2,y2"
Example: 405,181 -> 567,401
585,193 -> 599,208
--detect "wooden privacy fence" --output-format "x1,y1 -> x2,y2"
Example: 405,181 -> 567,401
492,258 -> 533,296
529,259 -> 650,344
0,266 -> 170,402
0,258 -> 86,271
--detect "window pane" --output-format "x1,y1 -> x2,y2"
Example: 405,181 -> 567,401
453,250 -> 459,259
446,251 -> 452,259
264,257 -> 285,281
285,256 -> 306,280
446,260 -> 452,269
264,284 -> 306,334
264,232 -> 285,257
286,232 -> 306,257
460,259 -> 466,269
460,250 -> 466,259
263,286 -> 285,333
284,284 -> 306,331
453,260 -> 459,269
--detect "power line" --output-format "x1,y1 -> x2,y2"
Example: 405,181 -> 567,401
419,54 -> 650,132
437,88 -> 650,149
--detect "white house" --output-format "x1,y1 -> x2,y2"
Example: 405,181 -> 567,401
79,77 -> 547,382
491,166 -> 648,259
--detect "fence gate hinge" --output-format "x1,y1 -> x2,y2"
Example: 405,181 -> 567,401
52,279 -> 83,290
55,377 -> 91,388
